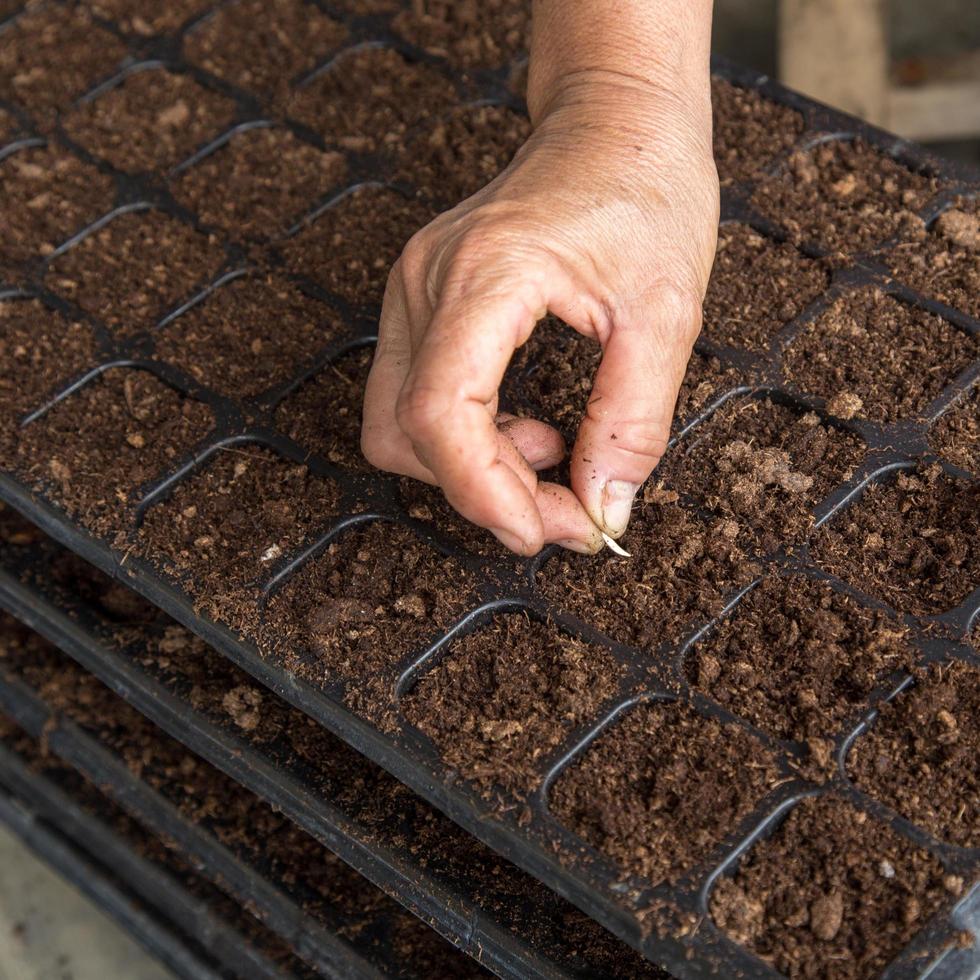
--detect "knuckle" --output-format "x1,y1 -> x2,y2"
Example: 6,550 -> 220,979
604,417 -> 671,465
359,426 -> 397,472
395,384 -> 456,440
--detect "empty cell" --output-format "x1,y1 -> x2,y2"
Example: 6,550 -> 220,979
45,209 -> 226,335
702,224 -> 830,352
930,385 -> 979,476
279,186 -> 437,307
64,68 -> 237,174
751,140 -> 939,258
811,463 -> 980,617
263,520 -> 479,728
80,0 -> 214,35
783,287 -> 978,424
657,397 -> 865,550
184,0 -> 347,103
686,575 -> 916,753
550,700 -> 779,884
0,5 -> 127,122
711,78 -> 804,186
154,274 -> 346,398
172,127 -> 347,242
11,368 -> 215,534
274,345 -> 374,469
711,795 -> 953,980
286,47 -> 455,154
0,143 -> 116,266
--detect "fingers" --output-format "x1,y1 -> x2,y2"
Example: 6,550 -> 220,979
571,286 -> 702,538
496,414 -> 566,471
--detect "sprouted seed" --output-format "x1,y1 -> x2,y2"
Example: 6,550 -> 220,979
601,532 -> 631,557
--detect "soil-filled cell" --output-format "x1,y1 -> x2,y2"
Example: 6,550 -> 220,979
263,520 -> 479,727
711,795 -> 953,980
64,68 -> 237,174
550,700 -> 779,884
703,224 -> 829,351
402,613 -> 625,800
930,386 -> 979,476
154,274 -> 346,399
0,106 -> 21,144
711,78 -> 804,186
274,345 -> 373,469
81,0 -> 213,35
751,140 -> 939,258
171,127 -> 347,242
783,288 -> 978,425
0,143 -> 116,266
848,659 -> 980,849
45,210 -> 226,335
811,463 -> 980,617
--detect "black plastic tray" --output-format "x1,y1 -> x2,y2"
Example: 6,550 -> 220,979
0,527 -> 659,980
1,2 -> 979,977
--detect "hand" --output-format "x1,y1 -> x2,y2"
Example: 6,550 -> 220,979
361,74 -> 719,555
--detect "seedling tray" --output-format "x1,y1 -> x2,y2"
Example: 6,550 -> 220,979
1,2 -> 979,977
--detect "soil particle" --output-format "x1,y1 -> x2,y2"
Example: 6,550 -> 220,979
63,68 -> 237,174
550,700 -> 779,885
930,385 -> 979,475
153,273 -> 346,399
45,209 -> 226,335
172,127 -> 347,243
81,0 -> 214,35
711,78 -> 804,186
11,368 -> 214,534
0,5 -> 128,124
263,520 -> 478,728
658,397 -> 865,550
286,46 -> 456,154
811,463 -> 979,617
884,197 -> 980,319
537,492 -> 759,649
183,0 -> 348,104
278,186 -> 438,308
686,575 -> 916,749
402,613 -> 625,800
710,795 -> 950,979
393,0 -> 529,70
0,142 -> 116,266
784,288 -> 978,425
274,345 -> 374,470
702,224 -> 829,351
751,140 -> 939,259
848,659 -> 980,849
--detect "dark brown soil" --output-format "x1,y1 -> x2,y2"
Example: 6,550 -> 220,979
402,613 -> 625,800
45,209 -> 226,334
48,548 -> 160,627
274,345 -> 374,469
931,385 -> 979,475
172,127 -> 347,242
263,520 -> 478,728
848,659 -> 980,849
0,143 -> 116,266
811,463 -> 980,617
751,140 -> 939,258
686,575 -> 916,753
0,298 -> 97,431
12,368 -> 214,534
183,0 -> 348,104
286,47 -> 456,154
711,78 -> 804,186
396,103 -> 530,206
783,288 -> 978,425
550,699 -> 779,884
658,398 -> 865,550
710,795 -> 953,979
153,273 -> 346,398
0,500 -> 45,548
393,0 -> 529,70
278,186 -> 438,308
0,106 -> 19,143
702,224 -> 830,351
537,492 -> 759,649
139,445 -> 341,606
0,6 -> 128,123
63,68 -> 237,174
885,197 -> 980,319
81,0 -> 214,35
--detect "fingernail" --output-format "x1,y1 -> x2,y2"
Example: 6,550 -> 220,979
553,537 -> 603,555
489,527 -> 532,556
601,481 -> 639,538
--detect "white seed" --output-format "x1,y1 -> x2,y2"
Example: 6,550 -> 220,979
601,532 -> 631,558
879,860 -> 896,879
